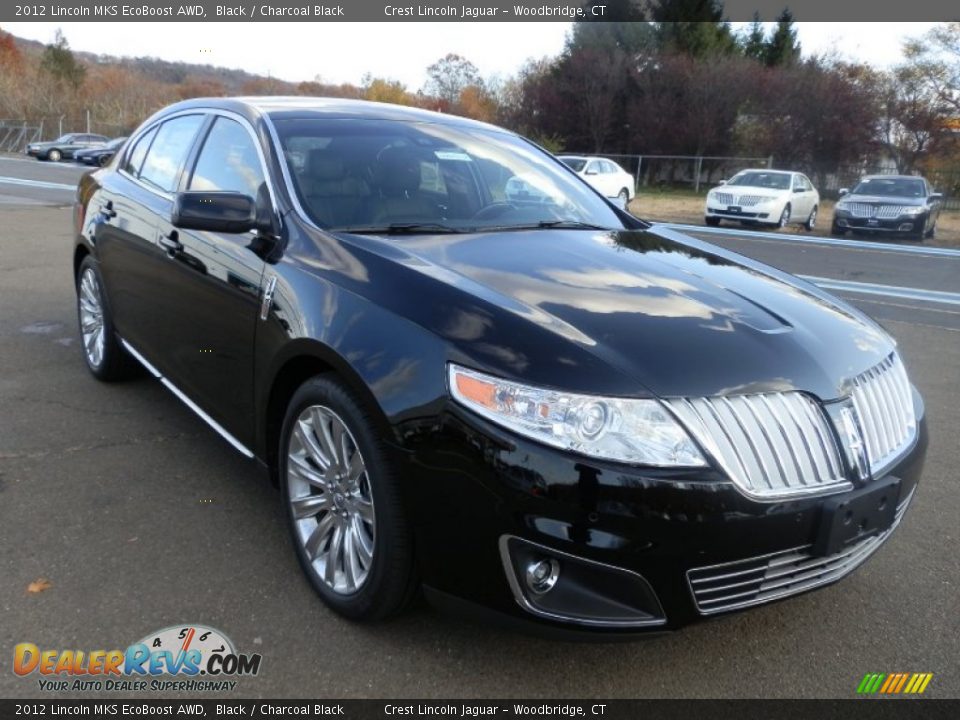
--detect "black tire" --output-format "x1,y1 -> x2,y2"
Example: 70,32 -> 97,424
831,222 -> 847,236
704,216 -> 721,227
279,375 -> 417,621
76,256 -> 135,381
924,220 -> 936,239
804,205 -> 818,232
98,155 -> 110,167
776,204 -> 791,229
48,149 -> 62,162
617,188 -> 630,204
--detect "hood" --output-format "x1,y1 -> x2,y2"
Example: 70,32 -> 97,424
713,185 -> 787,196
843,194 -> 926,206
380,227 -> 893,401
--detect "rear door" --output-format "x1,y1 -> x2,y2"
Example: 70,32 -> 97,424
94,114 -> 207,368
151,114 -> 271,444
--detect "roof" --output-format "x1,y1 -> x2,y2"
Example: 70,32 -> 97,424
152,96 -> 506,133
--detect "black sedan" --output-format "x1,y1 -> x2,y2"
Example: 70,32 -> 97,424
832,175 -> 943,240
74,137 -> 127,167
26,133 -> 108,162
72,98 -> 926,636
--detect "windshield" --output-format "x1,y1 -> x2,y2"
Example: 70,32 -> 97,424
852,178 -> 925,198
727,171 -> 791,190
559,157 -> 587,172
271,117 -> 625,233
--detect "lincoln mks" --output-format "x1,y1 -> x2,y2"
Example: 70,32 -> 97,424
73,98 -> 926,635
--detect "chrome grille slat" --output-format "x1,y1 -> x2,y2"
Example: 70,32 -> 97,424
688,490 -> 915,614
849,353 -> 916,473
667,392 -> 848,499
847,203 -> 908,219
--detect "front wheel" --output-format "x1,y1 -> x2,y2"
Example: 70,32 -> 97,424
804,206 -> 818,231
47,149 -> 62,162
776,204 -> 791,229
705,216 -> 721,227
831,222 -> 847,236
279,376 -> 417,620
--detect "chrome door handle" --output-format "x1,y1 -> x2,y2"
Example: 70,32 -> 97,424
158,230 -> 182,255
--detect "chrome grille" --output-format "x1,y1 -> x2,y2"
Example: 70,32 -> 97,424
847,203 -> 909,219
687,489 -> 914,614
736,194 -> 766,207
849,353 -> 916,474
713,192 -> 767,207
665,393 -> 849,500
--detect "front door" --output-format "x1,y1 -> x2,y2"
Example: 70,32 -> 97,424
152,115 -> 271,445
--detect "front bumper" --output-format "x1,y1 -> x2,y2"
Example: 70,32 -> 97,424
705,201 -> 775,223
400,397 -> 927,636
834,213 -> 926,234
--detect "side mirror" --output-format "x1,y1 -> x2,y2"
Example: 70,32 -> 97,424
585,169 -> 598,175
838,188 -> 849,197
793,187 -> 804,193
172,191 -> 259,234
929,192 -> 943,202
718,179 -> 727,185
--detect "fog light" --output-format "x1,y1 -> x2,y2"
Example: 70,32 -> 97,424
525,558 -> 560,594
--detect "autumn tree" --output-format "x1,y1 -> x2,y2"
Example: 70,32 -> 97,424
903,23 -> 960,115
879,64 -> 952,173
424,53 -> 482,106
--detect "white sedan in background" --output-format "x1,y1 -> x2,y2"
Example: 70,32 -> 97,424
558,155 -> 635,204
705,169 -> 819,231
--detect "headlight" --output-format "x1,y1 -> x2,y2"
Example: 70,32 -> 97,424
448,364 -> 707,466
899,206 -> 925,216
755,196 -> 778,205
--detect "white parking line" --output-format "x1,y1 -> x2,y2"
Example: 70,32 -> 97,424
658,222 -> 960,259
801,275 -> 960,307
0,176 -> 76,191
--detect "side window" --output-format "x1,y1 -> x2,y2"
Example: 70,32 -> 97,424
586,162 -> 598,174
123,127 -> 158,178
138,115 -> 205,193
793,175 -> 803,191
188,117 -> 266,198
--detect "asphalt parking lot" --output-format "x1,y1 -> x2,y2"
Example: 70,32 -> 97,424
1,156 -> 958,699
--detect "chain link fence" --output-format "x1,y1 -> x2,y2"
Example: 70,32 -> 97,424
0,121 -> 42,153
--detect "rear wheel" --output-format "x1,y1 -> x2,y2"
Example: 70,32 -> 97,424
76,256 -> 135,381
47,149 -> 62,162
705,216 -> 721,227
279,376 -> 417,620
804,205 -> 818,231
617,188 -> 630,204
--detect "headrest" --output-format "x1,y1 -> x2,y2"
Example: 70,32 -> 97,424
307,149 -> 345,182
375,146 -> 422,194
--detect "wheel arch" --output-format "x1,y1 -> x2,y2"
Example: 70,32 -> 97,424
259,340 -> 394,484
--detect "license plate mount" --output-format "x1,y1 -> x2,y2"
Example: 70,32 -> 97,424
727,206 -> 741,214
813,477 -> 900,557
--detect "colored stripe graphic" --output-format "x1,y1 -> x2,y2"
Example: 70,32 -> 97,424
857,672 -> 933,694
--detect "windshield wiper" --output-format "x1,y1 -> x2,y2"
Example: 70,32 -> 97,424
482,220 -> 611,232
333,223 -> 465,235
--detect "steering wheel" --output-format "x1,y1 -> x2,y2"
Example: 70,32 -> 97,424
470,202 -> 517,221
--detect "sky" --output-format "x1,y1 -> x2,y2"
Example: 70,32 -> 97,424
3,22 -> 939,91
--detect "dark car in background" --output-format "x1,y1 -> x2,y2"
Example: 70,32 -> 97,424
26,133 -> 108,162
74,137 -> 127,167
832,175 -> 942,240
72,98 -> 926,636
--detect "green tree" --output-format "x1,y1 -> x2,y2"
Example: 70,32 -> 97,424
654,0 -> 738,58
39,29 -> 85,86
764,8 -> 801,67
740,12 -> 767,62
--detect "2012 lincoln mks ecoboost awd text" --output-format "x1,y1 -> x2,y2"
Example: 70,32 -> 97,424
73,98 -> 927,636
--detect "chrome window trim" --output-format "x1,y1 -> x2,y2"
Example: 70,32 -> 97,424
497,535 -> 667,629
118,107 -> 280,220
119,337 -> 254,459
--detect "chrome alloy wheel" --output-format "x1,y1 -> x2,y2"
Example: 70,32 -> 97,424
286,405 -> 375,595
79,268 -> 106,369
